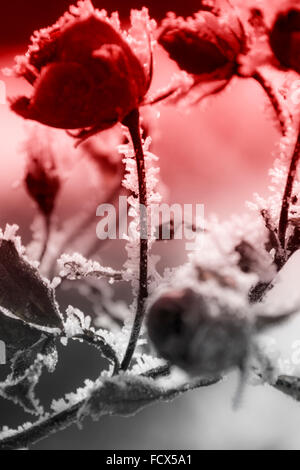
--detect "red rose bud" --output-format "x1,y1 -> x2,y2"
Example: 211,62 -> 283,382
10,1 -> 151,136
269,9 -> 300,74
25,157 -> 60,217
147,288 -> 250,376
159,9 -> 246,80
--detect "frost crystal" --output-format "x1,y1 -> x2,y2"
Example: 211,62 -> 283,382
63,306 -> 92,339
119,133 -> 162,298
58,253 -> 123,282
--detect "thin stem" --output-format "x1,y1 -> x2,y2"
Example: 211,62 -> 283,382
121,109 -> 148,372
278,129 -> 300,249
39,215 -> 51,263
0,403 -> 82,450
252,71 -> 288,137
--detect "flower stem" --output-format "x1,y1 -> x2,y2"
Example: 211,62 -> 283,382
39,215 -> 51,263
121,109 -> 148,372
252,71 -> 288,136
278,128 -> 300,250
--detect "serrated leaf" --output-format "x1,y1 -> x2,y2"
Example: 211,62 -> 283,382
0,240 -> 62,328
80,374 -> 220,423
0,361 -> 44,415
10,337 -> 57,380
0,338 -> 58,415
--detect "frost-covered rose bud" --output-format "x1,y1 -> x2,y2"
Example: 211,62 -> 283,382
158,8 -> 246,81
269,9 -> 300,74
147,288 -> 250,376
9,1 -> 153,139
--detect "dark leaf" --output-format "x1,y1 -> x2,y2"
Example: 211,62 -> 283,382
0,239 -> 63,328
0,311 -> 42,363
10,336 -> 57,380
0,337 -> 58,415
0,361 -> 44,415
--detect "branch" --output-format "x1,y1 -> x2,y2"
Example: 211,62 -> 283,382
0,369 -> 220,450
39,215 -> 51,264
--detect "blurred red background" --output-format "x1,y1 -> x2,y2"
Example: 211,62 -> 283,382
1,0 -> 299,451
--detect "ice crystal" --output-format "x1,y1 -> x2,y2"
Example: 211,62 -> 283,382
126,8 -> 157,79
119,133 -> 161,298
63,306 -> 92,339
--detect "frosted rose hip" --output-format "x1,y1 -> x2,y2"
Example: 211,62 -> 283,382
147,288 -> 250,376
269,9 -> 300,74
10,1 -> 151,136
159,9 -> 246,81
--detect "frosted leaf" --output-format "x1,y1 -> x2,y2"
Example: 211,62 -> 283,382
51,379 -> 95,414
0,338 -> 57,416
0,362 -> 44,416
58,253 -> 123,282
128,354 -> 167,376
0,311 -> 43,363
79,373 -> 220,424
0,228 -> 63,329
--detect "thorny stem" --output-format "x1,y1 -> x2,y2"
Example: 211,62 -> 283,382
121,109 -> 148,372
252,71 -> 288,137
278,128 -> 300,251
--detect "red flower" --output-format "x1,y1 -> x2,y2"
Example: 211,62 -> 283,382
9,1 -> 154,140
158,7 -> 246,82
269,9 -> 300,74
